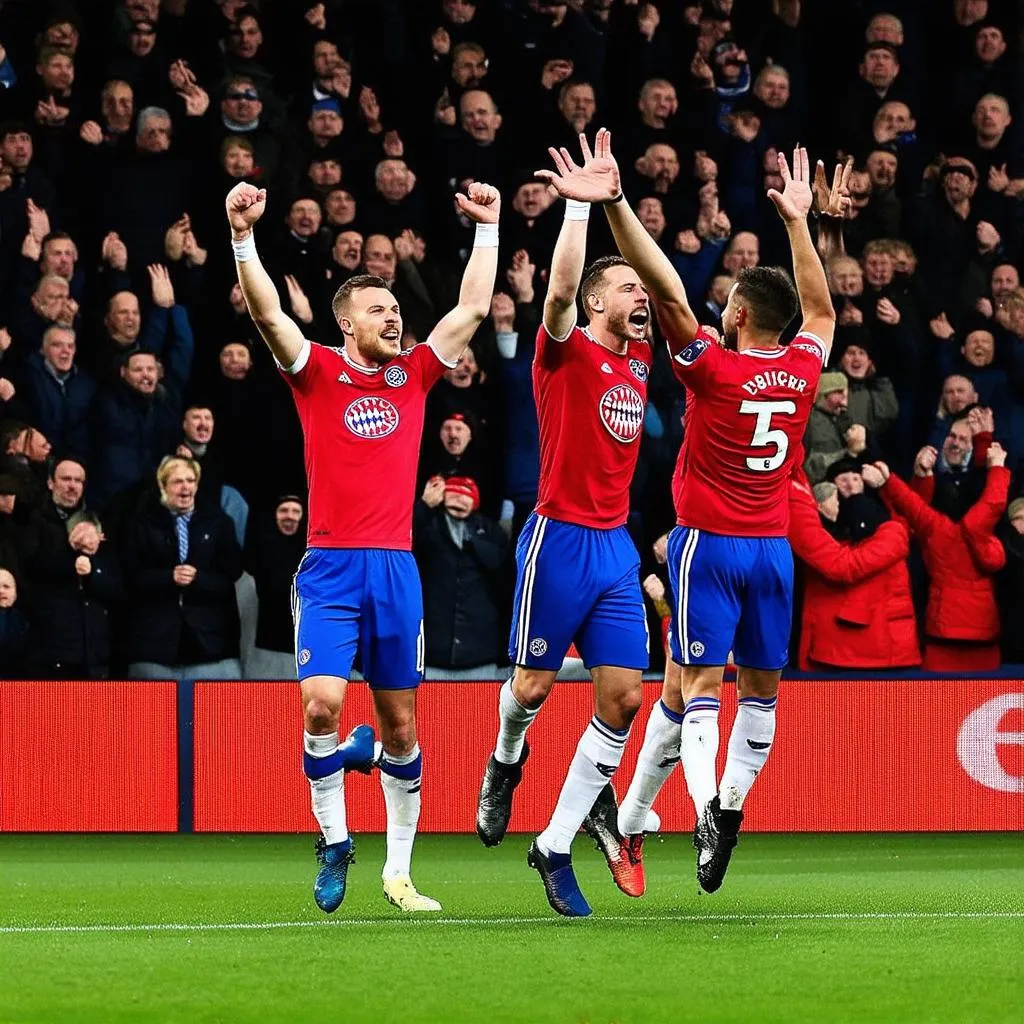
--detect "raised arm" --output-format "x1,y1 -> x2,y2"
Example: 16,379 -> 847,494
767,148 -> 836,354
426,182 -> 500,364
812,157 -> 852,265
226,182 -> 305,369
543,192 -> 589,339
537,129 -> 699,352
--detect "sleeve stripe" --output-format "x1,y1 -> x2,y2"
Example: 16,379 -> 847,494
541,320 -> 574,343
278,337 -> 311,375
796,332 -> 828,365
426,340 -> 459,368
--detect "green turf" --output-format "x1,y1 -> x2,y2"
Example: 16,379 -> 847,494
0,833 -> 1021,1023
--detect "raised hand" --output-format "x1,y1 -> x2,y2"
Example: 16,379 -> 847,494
26,198 -> 51,241
79,120 -> 103,146
102,231 -> 128,271
860,462 -> 889,489
913,445 -> 938,477
812,156 -> 853,219
767,146 -> 814,223
421,476 -> 445,508
967,405 -> 995,435
225,182 -> 267,236
149,264 -> 175,308
0,377 -> 14,402
505,248 -> 536,301
929,312 -> 955,339
535,127 -> 621,204
454,181 -> 500,224
987,441 -> 1007,467
284,275 -> 313,324
490,293 -> 515,332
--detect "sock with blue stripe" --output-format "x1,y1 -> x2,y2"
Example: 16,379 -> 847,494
303,731 -> 348,845
719,695 -> 777,811
379,746 -> 422,879
537,716 -> 629,856
618,699 -> 683,836
680,696 -> 720,818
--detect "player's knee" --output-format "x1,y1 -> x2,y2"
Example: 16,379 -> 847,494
303,699 -> 339,733
616,683 -> 644,723
382,720 -> 417,757
513,670 -> 555,709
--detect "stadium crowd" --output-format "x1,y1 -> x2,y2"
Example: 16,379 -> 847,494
0,0 -> 1023,680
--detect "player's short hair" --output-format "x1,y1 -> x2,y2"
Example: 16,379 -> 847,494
734,266 -> 798,334
332,274 -> 390,320
580,256 -> 631,317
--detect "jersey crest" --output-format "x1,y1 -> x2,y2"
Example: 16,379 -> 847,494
384,365 -> 408,388
629,358 -> 649,382
599,383 -> 644,443
344,396 -> 400,438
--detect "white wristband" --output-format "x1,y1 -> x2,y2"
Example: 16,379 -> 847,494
474,221 -> 499,248
232,232 -> 257,263
565,199 -> 591,221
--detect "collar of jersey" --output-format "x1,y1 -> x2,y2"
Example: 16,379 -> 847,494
740,347 -> 786,358
340,348 -> 382,374
581,325 -> 631,356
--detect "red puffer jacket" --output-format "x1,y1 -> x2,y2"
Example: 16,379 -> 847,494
789,476 -> 920,669
880,467 -> 1010,642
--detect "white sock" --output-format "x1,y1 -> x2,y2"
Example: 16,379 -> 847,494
679,697 -> 720,818
537,716 -> 629,856
495,678 -> 540,764
618,700 -> 683,836
379,745 -> 422,879
303,730 -> 348,845
719,696 -> 777,811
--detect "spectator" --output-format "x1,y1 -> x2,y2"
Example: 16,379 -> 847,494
244,494 -> 305,680
789,472 -> 919,671
865,444 -> 1010,671
0,564 -> 28,677
44,456 -> 95,532
120,456 -> 243,680
836,334 -> 899,446
805,372 -> 855,483
415,475 -> 508,671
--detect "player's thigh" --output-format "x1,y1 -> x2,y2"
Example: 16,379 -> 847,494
361,550 -> 425,691
293,548 -> 360,683
667,527 -> 740,668
372,687 -> 418,756
577,551 -> 650,672
733,538 -> 794,672
508,514 -> 593,671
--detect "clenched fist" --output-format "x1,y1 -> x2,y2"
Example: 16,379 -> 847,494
455,181 -> 500,224
226,182 -> 267,237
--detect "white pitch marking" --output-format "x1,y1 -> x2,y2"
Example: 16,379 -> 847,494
1,911 -> 1022,935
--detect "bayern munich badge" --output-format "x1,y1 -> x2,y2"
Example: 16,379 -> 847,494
598,383 -> 644,443
384,365 -> 408,387
344,396 -> 400,438
629,358 -> 648,382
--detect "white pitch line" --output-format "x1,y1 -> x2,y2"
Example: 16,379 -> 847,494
1,911 -> 1023,935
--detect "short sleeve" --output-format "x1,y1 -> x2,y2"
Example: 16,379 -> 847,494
789,332 -> 828,366
277,338 -> 322,395
670,326 -> 721,392
535,322 -> 575,370
405,341 -> 452,390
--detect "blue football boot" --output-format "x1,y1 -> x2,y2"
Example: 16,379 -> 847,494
313,834 -> 355,913
527,841 -> 592,918
338,725 -> 377,774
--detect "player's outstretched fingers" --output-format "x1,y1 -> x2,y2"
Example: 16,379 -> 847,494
578,133 -> 594,162
548,146 -> 571,177
558,147 -> 579,172
777,150 -> 792,182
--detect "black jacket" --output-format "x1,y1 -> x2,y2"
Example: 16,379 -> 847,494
119,496 -> 243,665
996,519 -> 1024,663
244,520 -> 304,654
414,503 -> 508,670
22,512 -> 122,676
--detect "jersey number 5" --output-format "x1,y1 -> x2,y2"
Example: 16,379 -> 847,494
739,399 -> 797,472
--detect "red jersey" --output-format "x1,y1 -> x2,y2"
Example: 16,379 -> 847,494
671,328 -> 826,537
534,323 -> 651,529
280,339 -> 449,549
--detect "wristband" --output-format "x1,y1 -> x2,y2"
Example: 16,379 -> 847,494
231,232 -> 257,262
474,221 -> 499,247
564,199 -> 591,221
603,192 -> 625,205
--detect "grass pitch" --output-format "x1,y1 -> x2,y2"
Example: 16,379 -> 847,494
0,833 -> 1021,1023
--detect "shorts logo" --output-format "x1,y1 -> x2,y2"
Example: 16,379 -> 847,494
344,396 -> 400,438
599,383 -> 644,443
529,637 -> 548,657
298,648 -> 311,666
629,358 -> 649,382
676,338 -> 709,366
384,365 -> 408,387
689,640 -> 705,658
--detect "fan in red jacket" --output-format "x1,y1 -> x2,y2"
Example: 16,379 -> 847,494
789,471 -> 920,671
861,444 -> 1010,672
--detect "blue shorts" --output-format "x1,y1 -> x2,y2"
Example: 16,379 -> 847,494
508,513 -> 648,671
667,527 -> 793,671
291,548 -> 424,688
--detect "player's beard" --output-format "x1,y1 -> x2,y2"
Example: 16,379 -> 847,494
723,326 -> 739,350
608,307 -> 646,346
357,331 -> 401,365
